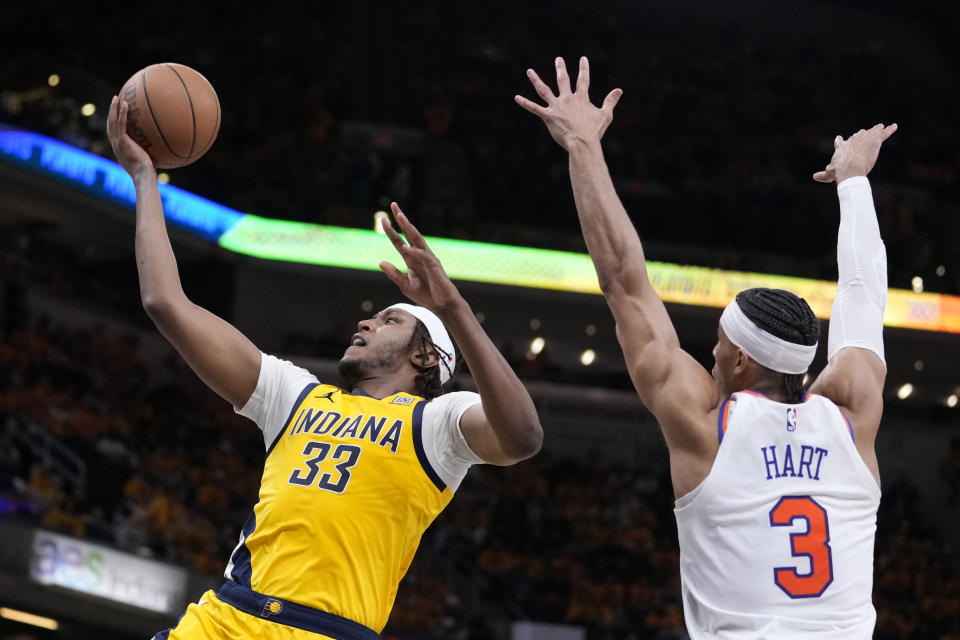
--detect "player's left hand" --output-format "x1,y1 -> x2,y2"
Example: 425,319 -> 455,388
813,123 -> 898,184
379,203 -> 464,314
515,56 -> 623,151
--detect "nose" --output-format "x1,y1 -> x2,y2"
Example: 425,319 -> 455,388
358,318 -> 372,332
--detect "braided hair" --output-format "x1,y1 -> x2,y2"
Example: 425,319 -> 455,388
735,288 -> 820,403
407,320 -> 460,400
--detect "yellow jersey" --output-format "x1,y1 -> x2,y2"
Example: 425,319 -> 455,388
228,353 -> 482,633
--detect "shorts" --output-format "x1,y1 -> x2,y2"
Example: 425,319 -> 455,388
152,581 -> 379,640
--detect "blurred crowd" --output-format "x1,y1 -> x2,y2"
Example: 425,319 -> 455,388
0,280 -> 264,575
389,457 -> 688,639
3,1 -> 960,294
1,273 -> 958,639
873,474 -> 960,640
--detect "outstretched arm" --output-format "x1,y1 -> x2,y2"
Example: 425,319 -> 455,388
379,203 -> 542,465
809,123 -> 897,483
106,96 -> 260,408
516,57 -> 720,459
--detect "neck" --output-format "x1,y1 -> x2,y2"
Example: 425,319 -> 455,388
349,374 -> 416,400
744,375 -> 790,403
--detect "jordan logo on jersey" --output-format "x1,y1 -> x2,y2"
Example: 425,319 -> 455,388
786,408 -> 798,432
315,390 -> 338,403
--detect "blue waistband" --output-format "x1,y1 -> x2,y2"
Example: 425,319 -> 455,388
216,580 -> 379,640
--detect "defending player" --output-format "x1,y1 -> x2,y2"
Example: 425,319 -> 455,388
518,57 -> 893,638
105,96 -> 543,639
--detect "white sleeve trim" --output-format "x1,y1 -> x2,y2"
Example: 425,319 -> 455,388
235,353 -> 320,449
420,391 -> 484,492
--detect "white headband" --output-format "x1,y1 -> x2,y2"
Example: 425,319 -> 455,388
386,303 -> 456,384
719,300 -> 817,375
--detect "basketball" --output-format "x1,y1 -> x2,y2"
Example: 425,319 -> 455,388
118,63 -> 220,169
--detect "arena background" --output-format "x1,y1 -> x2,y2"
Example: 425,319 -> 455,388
1,1 -> 958,638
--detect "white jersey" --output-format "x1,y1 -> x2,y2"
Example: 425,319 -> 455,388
674,390 -> 881,639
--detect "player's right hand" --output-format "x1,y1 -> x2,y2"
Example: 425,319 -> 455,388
106,96 -> 156,181
515,56 -> 622,152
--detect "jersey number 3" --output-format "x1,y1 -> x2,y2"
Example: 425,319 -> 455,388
288,441 -> 362,493
769,495 -> 834,598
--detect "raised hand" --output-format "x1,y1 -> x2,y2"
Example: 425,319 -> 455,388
515,56 -> 623,151
106,96 -> 156,181
379,202 -> 463,313
813,123 -> 898,184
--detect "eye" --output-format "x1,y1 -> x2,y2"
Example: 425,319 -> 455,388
385,317 -> 398,324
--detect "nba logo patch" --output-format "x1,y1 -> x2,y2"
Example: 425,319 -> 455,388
392,396 -> 415,405
262,599 -> 283,617
786,408 -> 798,432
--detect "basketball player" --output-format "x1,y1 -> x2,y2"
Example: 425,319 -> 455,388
105,96 -> 543,639
518,57 -> 894,638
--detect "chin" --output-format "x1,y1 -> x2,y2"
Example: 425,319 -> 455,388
337,356 -> 366,384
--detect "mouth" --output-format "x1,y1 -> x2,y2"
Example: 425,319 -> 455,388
350,334 -> 367,347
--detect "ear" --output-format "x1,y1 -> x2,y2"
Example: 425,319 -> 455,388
733,349 -> 750,374
409,346 -> 439,371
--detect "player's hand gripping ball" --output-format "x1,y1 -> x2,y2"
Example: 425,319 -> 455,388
118,63 -> 220,169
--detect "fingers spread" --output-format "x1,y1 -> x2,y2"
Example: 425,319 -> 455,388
601,88 -> 623,114
527,69 -> 555,104
576,56 -> 590,94
382,215 -> 407,251
555,57 -> 571,95
515,95 -> 548,117
379,261 -> 407,287
392,203 -> 429,250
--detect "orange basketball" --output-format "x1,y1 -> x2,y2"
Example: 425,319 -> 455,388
118,63 -> 221,169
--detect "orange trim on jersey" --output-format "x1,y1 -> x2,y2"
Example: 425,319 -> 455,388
717,398 -> 733,443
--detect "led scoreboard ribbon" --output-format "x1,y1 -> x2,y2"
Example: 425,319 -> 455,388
2,127 -> 958,333
0,127 -> 241,241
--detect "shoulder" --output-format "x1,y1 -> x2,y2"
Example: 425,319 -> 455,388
418,391 -> 484,492
235,352 -> 322,443
259,353 -> 320,385
426,390 -> 482,408
422,391 -> 482,425
802,392 -> 834,406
